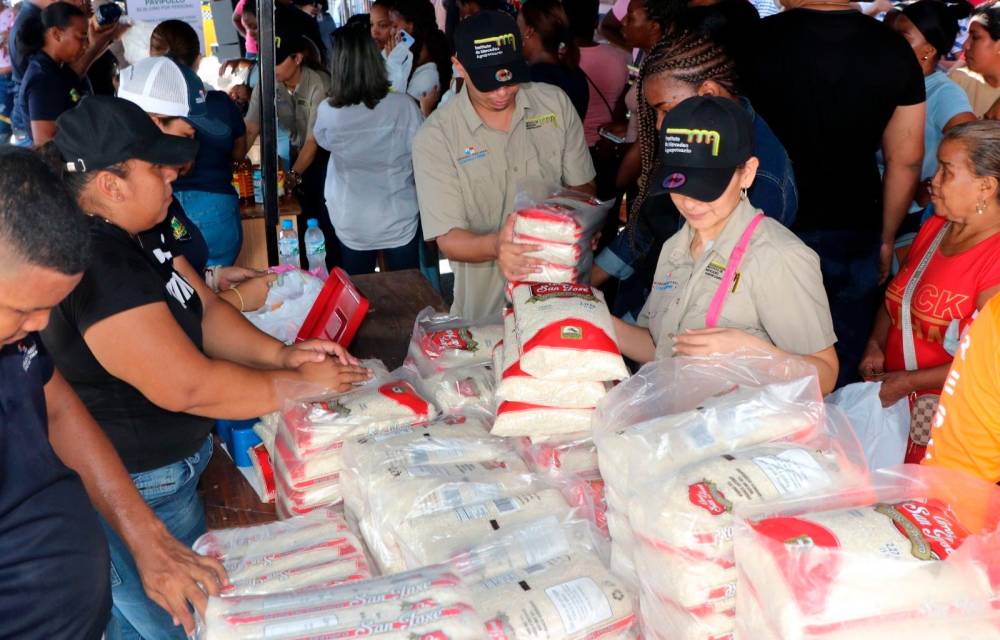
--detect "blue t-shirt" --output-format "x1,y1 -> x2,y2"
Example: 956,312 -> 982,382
0,333 -> 111,639
923,70 -> 973,181
173,90 -> 246,195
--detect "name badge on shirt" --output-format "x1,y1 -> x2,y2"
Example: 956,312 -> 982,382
704,260 -> 742,292
526,113 -> 557,130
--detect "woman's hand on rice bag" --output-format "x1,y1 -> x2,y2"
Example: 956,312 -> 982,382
231,273 -> 278,311
216,266 -> 268,290
672,327 -> 771,356
132,523 -> 228,635
283,339 -> 361,366
497,214 -> 544,280
296,359 -> 373,392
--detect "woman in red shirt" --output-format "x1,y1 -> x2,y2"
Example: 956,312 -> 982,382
861,120 -> 1000,461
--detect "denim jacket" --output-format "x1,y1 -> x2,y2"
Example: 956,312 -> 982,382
597,97 -> 798,281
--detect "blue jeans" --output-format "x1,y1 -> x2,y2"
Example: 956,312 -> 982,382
339,230 -> 421,275
102,436 -> 213,640
0,72 -> 12,139
797,229 -> 882,390
174,190 -> 242,266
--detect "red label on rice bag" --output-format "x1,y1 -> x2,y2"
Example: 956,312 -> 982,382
875,499 -> 970,561
527,283 -> 596,301
378,382 -> 431,417
689,480 -> 732,516
424,328 -> 478,357
750,516 -> 841,549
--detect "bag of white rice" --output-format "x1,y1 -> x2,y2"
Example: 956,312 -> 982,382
192,510 -> 372,596
511,283 -> 628,382
513,232 -> 582,266
406,307 -> 504,376
474,552 -> 638,640
519,435 -> 600,476
419,361 -> 497,414
496,309 -> 609,408
735,465 -> 1000,639
280,378 -> 438,457
492,401 -> 595,438
199,565 -> 485,640
639,591 -> 735,640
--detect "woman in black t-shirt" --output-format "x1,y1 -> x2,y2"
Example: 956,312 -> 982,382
15,1 -> 89,145
39,96 -> 370,639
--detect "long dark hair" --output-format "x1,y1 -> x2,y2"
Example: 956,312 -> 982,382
327,23 -> 391,109
15,1 -> 85,67
630,31 -> 737,226
519,0 -> 580,69
388,0 -> 452,88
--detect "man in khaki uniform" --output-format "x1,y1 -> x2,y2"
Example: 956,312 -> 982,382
413,10 -> 596,321
612,97 -> 839,393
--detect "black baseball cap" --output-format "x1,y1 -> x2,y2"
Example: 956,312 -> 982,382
650,96 -> 755,202
54,96 -> 199,173
275,29 -> 308,65
454,10 -> 529,92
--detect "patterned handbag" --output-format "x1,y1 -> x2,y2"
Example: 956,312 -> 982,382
908,392 -> 939,447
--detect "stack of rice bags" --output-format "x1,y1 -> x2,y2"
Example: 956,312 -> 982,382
340,412 -> 576,575
629,411 -> 868,640
509,188 -> 610,284
199,563 -> 485,639
273,370 -> 439,518
405,307 -> 503,415
592,354 -> 825,587
492,284 -> 626,439
519,434 -> 609,536
450,516 -> 640,639
192,509 -> 372,597
735,464 -> 1000,640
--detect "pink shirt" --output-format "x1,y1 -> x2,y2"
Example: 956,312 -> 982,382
0,8 -> 15,70
235,0 -> 258,55
579,44 -> 630,146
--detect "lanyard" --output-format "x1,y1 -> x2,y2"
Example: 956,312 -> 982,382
901,221 -> 951,371
705,213 -> 765,328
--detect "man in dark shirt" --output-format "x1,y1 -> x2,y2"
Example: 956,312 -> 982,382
741,0 -> 926,387
0,147 -> 228,638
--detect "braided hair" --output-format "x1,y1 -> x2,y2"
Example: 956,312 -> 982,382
629,31 -> 738,228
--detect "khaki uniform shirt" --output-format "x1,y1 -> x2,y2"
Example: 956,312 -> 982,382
638,198 -> 836,360
948,65 -> 1000,117
247,66 -> 329,151
413,82 -> 596,321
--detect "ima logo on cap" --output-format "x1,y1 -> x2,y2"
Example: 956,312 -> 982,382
664,172 -> 687,189
495,68 -> 513,82
474,33 -> 517,49
666,128 -> 722,157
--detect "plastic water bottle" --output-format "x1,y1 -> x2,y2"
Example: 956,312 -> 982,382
278,219 -> 300,267
304,218 -> 329,278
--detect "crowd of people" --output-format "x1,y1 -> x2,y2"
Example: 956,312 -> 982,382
6,0 -> 1000,636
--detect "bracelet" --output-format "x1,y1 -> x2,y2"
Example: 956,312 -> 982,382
229,285 -> 245,312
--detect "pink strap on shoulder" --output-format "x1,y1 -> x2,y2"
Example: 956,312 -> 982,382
705,213 -> 765,328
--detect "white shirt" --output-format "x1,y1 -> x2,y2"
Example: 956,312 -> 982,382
407,62 -> 440,101
313,93 -> 424,251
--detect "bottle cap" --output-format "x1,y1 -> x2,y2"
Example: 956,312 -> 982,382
307,218 -> 319,228
281,220 -> 294,230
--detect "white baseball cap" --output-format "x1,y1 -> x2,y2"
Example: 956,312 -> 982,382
117,56 -> 190,117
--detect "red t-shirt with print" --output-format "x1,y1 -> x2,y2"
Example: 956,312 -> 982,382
884,214 -> 1000,389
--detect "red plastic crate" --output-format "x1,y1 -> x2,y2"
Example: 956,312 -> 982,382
294,267 -> 369,347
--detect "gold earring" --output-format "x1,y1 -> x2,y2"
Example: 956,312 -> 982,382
977,199 -> 986,215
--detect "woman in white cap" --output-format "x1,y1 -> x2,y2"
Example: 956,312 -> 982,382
38,96 -> 369,639
612,95 -> 840,393
117,54 -> 274,312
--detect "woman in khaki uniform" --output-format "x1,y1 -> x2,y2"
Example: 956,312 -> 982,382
613,96 -> 840,393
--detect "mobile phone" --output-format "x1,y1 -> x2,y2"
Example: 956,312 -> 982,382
399,29 -> 415,47
96,2 -> 123,26
599,128 -> 626,145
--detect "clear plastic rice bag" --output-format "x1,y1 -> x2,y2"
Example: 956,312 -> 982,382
735,464 -> 1000,640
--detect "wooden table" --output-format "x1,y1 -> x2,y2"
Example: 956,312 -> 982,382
198,269 -> 447,529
